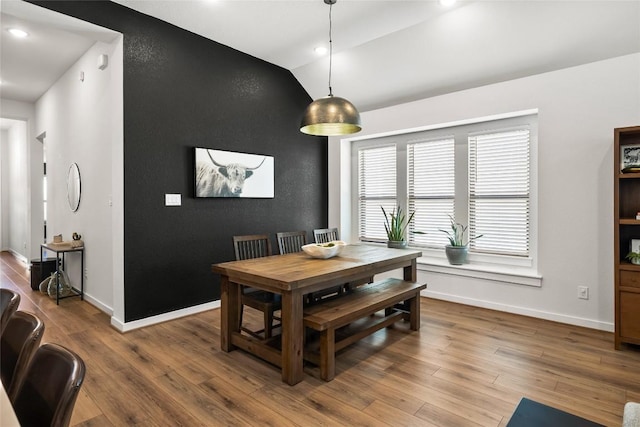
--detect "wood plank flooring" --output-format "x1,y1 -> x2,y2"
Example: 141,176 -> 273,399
2,251 -> 639,426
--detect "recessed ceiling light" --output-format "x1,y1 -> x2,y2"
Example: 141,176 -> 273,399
439,0 -> 456,6
314,46 -> 328,55
8,28 -> 29,38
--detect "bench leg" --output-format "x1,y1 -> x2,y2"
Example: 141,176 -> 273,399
320,328 -> 336,381
409,294 -> 420,331
264,308 -> 272,339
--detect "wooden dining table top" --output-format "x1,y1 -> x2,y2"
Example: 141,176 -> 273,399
1,382 -> 19,427
212,244 -> 423,292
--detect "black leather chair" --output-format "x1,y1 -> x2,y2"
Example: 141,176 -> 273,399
0,311 -> 45,401
0,288 -> 20,335
233,234 -> 281,339
12,343 -> 86,427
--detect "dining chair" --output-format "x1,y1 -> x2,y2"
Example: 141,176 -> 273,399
233,234 -> 281,339
308,228 -> 349,304
309,228 -> 374,304
1,311 -> 45,400
276,231 -> 307,254
12,342 -> 86,427
0,288 -> 21,335
276,231 -> 339,306
313,228 -> 340,244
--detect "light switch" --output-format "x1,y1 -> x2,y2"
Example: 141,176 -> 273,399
165,194 -> 181,206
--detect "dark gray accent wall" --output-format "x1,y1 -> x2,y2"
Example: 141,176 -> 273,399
30,1 -> 328,322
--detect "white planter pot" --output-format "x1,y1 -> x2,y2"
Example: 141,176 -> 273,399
445,245 -> 468,265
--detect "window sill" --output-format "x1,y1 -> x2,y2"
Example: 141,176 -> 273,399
417,256 -> 542,287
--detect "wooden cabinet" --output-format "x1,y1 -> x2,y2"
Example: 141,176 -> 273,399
614,126 -> 640,349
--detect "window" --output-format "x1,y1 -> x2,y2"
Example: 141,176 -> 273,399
469,128 -> 530,256
352,113 -> 537,266
357,145 -> 396,241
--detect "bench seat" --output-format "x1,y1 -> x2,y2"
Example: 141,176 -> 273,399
303,277 -> 426,381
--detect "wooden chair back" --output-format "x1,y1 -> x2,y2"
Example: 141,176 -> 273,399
276,231 -> 307,254
313,228 -> 340,244
233,234 -> 272,261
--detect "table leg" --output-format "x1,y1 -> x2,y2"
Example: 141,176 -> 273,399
220,276 -> 239,352
403,258 -> 417,282
281,290 -> 304,385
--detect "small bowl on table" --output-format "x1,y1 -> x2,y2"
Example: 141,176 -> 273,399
301,240 -> 346,259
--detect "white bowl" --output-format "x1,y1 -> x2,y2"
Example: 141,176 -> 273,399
301,240 -> 346,259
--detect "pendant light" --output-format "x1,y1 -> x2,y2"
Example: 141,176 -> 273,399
300,0 -> 361,136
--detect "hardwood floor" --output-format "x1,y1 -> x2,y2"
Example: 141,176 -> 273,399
2,251 -> 639,426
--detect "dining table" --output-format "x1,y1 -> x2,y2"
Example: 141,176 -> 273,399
212,244 -> 422,385
1,382 -> 19,427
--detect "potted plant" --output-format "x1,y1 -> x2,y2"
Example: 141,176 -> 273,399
381,206 -> 422,249
626,251 -> 640,265
439,215 -> 483,265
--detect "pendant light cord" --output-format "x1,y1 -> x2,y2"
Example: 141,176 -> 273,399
328,1 -> 333,97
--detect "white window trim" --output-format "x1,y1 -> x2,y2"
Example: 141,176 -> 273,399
348,109 -> 540,284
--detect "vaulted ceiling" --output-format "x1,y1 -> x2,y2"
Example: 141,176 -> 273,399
2,0 -> 639,112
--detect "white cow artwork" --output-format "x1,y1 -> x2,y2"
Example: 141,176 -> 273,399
623,146 -> 640,167
194,148 -> 274,198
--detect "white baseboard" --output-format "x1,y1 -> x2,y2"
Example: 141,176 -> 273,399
10,249 -> 28,265
82,293 -> 113,316
110,300 -> 221,332
421,289 -> 614,332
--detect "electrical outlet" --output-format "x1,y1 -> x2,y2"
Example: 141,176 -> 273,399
578,286 -> 589,300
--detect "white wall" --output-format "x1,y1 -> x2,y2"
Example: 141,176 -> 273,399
35,38 -> 124,316
6,121 -> 29,259
329,53 -> 640,331
0,100 -> 39,263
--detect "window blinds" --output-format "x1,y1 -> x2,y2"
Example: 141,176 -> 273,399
468,128 -> 530,256
358,145 -> 396,241
408,138 -> 455,247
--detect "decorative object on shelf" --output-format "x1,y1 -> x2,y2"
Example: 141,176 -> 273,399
301,240 -> 346,259
622,166 -> 640,173
300,0 -> 361,136
439,215 -> 483,265
620,143 -> 640,172
39,275 -> 51,293
381,206 -> 423,249
46,270 -> 73,299
626,251 -> 640,265
71,232 -> 84,248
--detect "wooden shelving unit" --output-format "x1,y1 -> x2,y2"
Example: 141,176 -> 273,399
614,125 -> 640,349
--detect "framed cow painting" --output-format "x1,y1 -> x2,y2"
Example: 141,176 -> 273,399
194,148 -> 274,198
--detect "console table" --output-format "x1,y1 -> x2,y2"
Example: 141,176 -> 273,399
40,244 -> 84,305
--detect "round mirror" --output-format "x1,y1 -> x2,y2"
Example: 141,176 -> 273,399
67,163 -> 81,212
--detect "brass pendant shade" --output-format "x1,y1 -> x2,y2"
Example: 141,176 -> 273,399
300,95 -> 362,136
300,0 -> 361,136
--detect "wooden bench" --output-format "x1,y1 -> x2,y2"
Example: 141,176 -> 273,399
303,277 -> 426,381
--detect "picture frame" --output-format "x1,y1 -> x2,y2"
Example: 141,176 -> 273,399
631,239 -> 640,254
194,147 -> 274,198
620,143 -> 640,172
